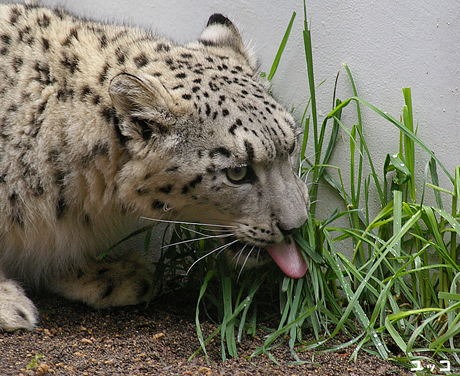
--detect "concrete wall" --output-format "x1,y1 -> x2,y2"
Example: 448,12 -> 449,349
4,0 -> 460,220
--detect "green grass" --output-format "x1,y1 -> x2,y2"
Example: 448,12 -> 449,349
125,2 -> 460,371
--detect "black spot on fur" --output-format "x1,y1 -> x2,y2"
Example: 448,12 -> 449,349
159,184 -> 173,194
209,147 -> 231,158
228,123 -> 238,135
244,140 -> 255,162
37,14 -> 51,28
34,61 -> 52,85
9,192 -> 18,204
48,150 -> 59,163
133,53 -> 149,68
41,37 -> 50,51
18,26 -> 34,45
13,57 -> 23,73
92,94 -> 101,105
53,8 -> 65,20
9,8 -> 20,25
222,109 -> 229,117
116,47 -> 126,64
151,200 -> 164,210
56,88 -> 74,101
1,34 -> 11,45
99,63 -> 110,84
62,28 -> 78,46
16,309 -> 27,321
206,165 -> 216,174
182,94 -> 192,100
156,43 -> 170,52
81,85 -> 92,99
100,34 -> 108,48
61,54 -> 79,74
189,174 -> 203,189
101,106 -> 116,123
176,72 -> 186,79
101,284 -> 114,300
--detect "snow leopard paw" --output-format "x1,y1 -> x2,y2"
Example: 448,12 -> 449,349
0,279 -> 38,332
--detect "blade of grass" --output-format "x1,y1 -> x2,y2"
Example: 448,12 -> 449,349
267,12 -> 296,81
324,96 -> 453,183
402,88 -> 416,202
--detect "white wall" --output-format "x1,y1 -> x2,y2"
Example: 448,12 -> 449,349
6,0 -> 460,221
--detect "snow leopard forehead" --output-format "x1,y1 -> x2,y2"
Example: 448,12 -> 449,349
137,47 -> 299,164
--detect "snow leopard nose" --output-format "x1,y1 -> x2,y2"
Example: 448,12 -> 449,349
273,221 -> 297,237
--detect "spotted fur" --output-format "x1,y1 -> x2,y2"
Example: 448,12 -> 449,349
0,4 -> 309,331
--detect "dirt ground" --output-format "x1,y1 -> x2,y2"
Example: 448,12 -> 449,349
0,288 -> 413,376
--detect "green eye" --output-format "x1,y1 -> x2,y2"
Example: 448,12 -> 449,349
226,165 -> 248,184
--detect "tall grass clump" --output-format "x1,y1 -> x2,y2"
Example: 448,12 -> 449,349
122,2 -> 460,370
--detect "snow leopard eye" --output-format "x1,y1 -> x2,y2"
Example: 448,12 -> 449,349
226,165 -> 248,184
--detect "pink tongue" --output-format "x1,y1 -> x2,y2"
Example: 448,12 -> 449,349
266,236 -> 308,279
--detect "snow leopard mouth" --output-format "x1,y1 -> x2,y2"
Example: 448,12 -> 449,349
228,235 -> 308,279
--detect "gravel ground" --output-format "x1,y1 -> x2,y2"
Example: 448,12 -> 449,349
0,288 -> 413,376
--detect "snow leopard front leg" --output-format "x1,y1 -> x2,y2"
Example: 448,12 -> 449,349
50,252 -> 157,309
0,270 -> 38,332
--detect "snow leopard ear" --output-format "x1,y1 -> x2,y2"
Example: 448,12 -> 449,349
198,14 -> 257,73
109,73 -> 179,142
109,73 -> 174,116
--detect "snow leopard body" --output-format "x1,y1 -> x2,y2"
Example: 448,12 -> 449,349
0,3 -> 309,332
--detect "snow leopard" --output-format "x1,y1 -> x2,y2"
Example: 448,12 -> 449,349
0,3 -> 309,332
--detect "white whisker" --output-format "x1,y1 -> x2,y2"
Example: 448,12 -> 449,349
180,226 -> 230,236
186,239 -> 239,275
162,233 -> 233,249
232,243 -> 248,266
141,216 -> 237,228
237,245 -> 256,280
